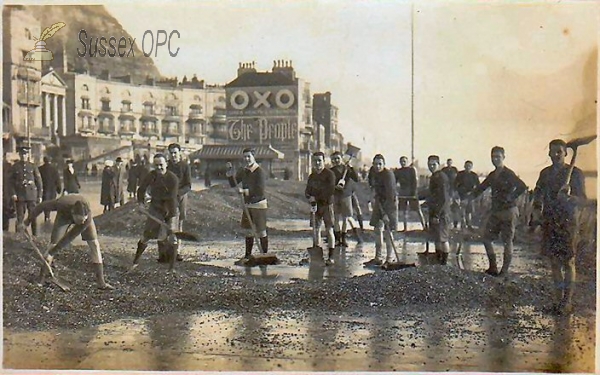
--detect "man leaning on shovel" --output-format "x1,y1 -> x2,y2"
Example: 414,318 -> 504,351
226,147 -> 269,266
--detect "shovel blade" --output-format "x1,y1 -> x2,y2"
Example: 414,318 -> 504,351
382,262 -> 417,271
174,231 -> 200,242
246,253 -> 279,266
566,135 -> 597,148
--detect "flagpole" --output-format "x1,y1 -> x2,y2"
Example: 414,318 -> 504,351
410,2 -> 415,164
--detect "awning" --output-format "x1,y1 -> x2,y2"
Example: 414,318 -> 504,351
192,144 -> 285,160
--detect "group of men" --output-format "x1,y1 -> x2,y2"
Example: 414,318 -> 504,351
5,138 -> 587,315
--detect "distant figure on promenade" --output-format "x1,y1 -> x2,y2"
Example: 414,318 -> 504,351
101,160 -> 116,213
113,157 -> 127,207
63,159 -> 81,194
38,156 -> 62,222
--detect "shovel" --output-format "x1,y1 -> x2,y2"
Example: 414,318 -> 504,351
22,230 -> 71,292
231,174 -> 278,267
303,209 -> 324,264
137,206 -> 200,242
373,200 -> 415,271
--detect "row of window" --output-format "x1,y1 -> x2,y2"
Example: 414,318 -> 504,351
80,98 -> 204,116
79,117 -> 204,135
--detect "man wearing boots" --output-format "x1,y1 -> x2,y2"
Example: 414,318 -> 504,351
455,160 -> 480,229
532,139 -> 586,315
24,194 -> 114,289
470,146 -> 528,277
167,143 -> 192,262
305,152 -> 337,266
364,154 -> 398,267
226,148 -> 269,266
8,145 -> 42,235
132,153 -> 180,272
394,156 -> 426,231
330,151 -> 361,247
422,155 -> 451,264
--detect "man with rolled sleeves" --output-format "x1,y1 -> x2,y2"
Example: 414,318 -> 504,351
8,145 -> 42,235
167,143 -> 192,262
131,153 -> 180,272
364,154 -> 398,267
394,156 -> 426,231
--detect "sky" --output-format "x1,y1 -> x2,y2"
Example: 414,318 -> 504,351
101,0 -> 598,191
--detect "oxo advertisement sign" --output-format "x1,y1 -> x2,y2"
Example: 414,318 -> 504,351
226,86 -> 298,117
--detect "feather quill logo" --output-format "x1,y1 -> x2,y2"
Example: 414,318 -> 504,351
24,22 -> 66,61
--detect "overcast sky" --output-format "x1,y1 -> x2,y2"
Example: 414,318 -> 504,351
104,0 -> 597,190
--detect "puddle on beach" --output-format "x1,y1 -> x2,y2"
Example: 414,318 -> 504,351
4,308 -> 595,372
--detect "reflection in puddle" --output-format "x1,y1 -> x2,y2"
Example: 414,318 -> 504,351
4,309 -> 594,372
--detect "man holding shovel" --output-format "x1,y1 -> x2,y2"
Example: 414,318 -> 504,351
330,151 -> 360,247
226,148 -> 269,266
305,152 -> 337,266
532,139 -> 587,315
132,153 -> 180,272
166,143 -> 192,262
469,146 -> 528,277
364,154 -> 398,267
421,155 -> 451,265
24,194 -> 114,289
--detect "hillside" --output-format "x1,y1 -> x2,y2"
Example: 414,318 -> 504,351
17,4 -> 161,82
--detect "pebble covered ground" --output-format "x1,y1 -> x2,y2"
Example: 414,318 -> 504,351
3,180 -> 596,335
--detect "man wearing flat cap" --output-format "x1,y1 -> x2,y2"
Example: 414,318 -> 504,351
8,145 -> 42,235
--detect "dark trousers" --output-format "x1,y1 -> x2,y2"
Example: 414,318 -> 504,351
16,200 -> 37,235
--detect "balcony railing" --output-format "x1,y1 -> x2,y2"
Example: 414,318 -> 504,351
78,126 -> 95,134
140,128 -> 159,137
98,126 -> 116,134
163,127 -> 181,136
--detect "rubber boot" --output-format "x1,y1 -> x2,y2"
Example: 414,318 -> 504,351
325,248 -> 335,266
352,227 -> 364,244
93,263 -> 114,289
168,243 -> 178,272
440,252 -> 449,265
235,237 -> 253,266
157,240 -> 168,263
259,236 -> 268,254
133,241 -> 148,266
340,232 -> 349,247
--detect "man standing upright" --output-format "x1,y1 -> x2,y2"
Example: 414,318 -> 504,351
329,151 -> 360,247
167,143 -> 192,262
422,155 -> 451,264
455,160 -> 480,229
113,157 -> 127,207
532,139 -> 586,315
38,156 -> 62,221
3,153 -> 14,231
132,153 -> 180,271
226,148 -> 269,265
470,146 -> 528,277
364,154 -> 398,267
8,145 -> 42,234
305,152 -> 337,265
394,156 -> 426,231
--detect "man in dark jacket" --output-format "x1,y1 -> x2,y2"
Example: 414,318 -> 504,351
3,153 -> 14,231
305,152 -> 336,265
38,156 -> 62,221
455,160 -> 480,229
394,156 -> 426,231
470,146 -> 528,277
132,153 -> 180,272
63,159 -> 80,194
364,154 -> 398,267
532,139 -> 586,315
8,146 -> 42,235
226,147 -> 269,265
330,151 -> 360,247
422,155 -> 451,264
167,143 -> 192,262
